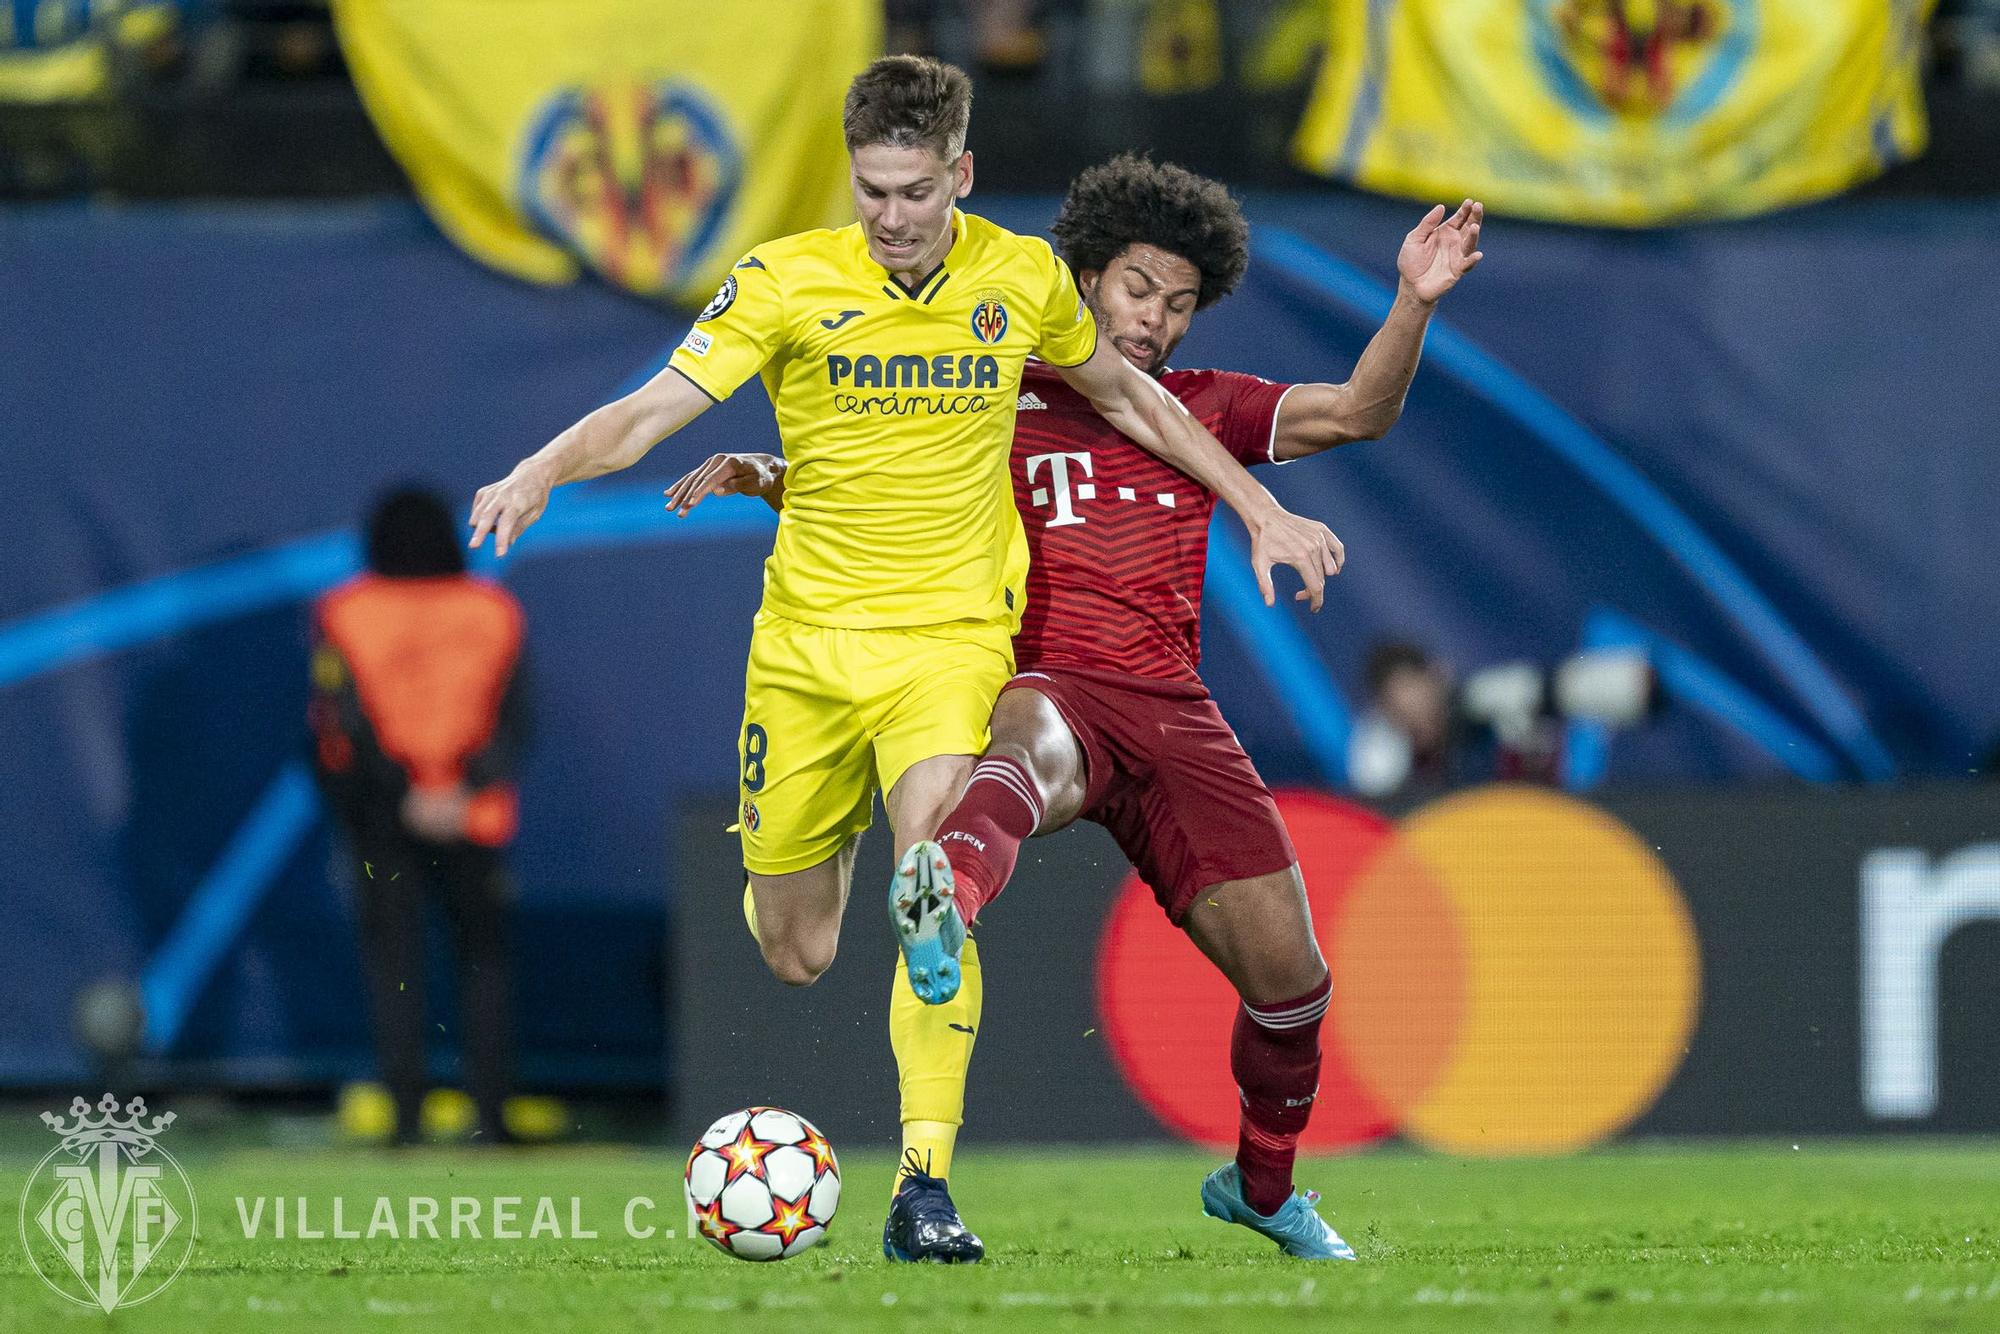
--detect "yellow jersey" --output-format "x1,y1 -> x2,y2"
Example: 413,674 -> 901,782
667,208 -> 1098,631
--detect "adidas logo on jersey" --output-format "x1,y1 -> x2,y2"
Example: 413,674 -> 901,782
1017,392 -> 1048,411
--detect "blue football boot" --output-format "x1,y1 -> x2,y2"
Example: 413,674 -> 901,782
882,1151 -> 984,1263
889,839 -> 967,1005
1199,1162 -> 1357,1260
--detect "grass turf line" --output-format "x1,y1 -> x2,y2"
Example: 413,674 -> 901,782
2,1142 -> 1997,1332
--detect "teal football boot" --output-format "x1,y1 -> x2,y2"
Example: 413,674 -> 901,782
889,839 -> 967,1005
1199,1162 -> 1357,1260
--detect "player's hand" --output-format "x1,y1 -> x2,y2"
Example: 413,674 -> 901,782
665,453 -> 786,516
1398,199 -> 1484,304
468,462 -> 554,559
1247,504 -> 1344,612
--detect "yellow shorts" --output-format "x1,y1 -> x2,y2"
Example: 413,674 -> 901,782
736,609 -> 1014,876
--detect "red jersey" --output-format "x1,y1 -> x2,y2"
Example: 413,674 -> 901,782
1010,359 -> 1294,690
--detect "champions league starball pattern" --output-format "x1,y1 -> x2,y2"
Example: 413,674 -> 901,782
683,1107 -> 840,1261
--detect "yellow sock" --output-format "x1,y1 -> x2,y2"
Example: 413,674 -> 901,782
741,877 -> 759,943
901,1119 -> 959,1187
889,936 -> 982,1192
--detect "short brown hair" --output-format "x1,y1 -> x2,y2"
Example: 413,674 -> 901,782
843,55 -> 973,160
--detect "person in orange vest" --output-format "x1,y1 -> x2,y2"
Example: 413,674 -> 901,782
309,487 -> 528,1146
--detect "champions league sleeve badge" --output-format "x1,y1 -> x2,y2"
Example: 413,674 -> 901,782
697,274 -> 738,322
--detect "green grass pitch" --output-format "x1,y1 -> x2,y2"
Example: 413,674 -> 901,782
4,1142 -> 1998,1331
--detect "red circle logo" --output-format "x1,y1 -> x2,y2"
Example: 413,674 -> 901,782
1096,786 -> 1699,1155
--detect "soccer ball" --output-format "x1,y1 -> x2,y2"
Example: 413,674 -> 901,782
683,1106 -> 840,1260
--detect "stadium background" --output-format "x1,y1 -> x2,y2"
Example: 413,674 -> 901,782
4,0 -> 1998,1186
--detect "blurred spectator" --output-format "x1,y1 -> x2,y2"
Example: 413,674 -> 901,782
1936,0 -> 2000,90
888,0 -> 1049,76
1348,638 -> 1655,801
1349,641 -> 1477,801
309,487 -> 527,1146
0,0 -> 189,104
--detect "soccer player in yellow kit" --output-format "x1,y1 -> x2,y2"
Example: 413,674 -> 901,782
469,55 -> 1341,1262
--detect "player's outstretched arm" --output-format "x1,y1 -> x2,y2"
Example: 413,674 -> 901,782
468,367 -> 715,557
1273,199 -> 1484,461
665,453 -> 788,516
1054,341 -> 1344,611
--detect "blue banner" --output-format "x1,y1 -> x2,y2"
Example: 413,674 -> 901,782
3,193 -> 1993,1085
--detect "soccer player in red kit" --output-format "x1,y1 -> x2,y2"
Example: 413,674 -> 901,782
669,156 -> 1482,1259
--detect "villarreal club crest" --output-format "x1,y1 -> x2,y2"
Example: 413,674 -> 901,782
970,292 -> 1009,345
519,82 -> 741,296
1538,0 -> 1738,121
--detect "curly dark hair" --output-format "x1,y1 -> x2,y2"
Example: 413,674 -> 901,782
1050,154 -> 1250,311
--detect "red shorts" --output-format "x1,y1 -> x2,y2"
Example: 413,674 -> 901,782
1003,666 -> 1296,924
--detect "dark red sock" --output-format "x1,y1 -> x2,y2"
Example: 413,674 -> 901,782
935,755 -> 1042,922
1231,971 -> 1331,1216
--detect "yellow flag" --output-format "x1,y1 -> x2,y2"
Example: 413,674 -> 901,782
0,2 -> 180,104
1294,0 -> 1934,226
332,0 -> 880,305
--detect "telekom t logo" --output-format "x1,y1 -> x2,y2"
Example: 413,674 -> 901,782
1860,843 -> 2000,1118
1025,450 -> 1179,526
1026,451 -> 1095,527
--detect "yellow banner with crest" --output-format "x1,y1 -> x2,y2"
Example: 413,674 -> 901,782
1293,0 -> 1933,226
332,0 -> 879,305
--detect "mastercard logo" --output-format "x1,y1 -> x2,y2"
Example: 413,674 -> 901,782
1096,786 -> 1701,1155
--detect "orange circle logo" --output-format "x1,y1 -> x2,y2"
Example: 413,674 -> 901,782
1096,786 -> 1700,1155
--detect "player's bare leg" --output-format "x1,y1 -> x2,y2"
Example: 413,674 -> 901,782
883,751 -> 976,1038
978,686 -> 1090,833
1180,864 -> 1326,1004
744,837 -> 858,986
926,687 -> 1087,931
1183,864 -> 1355,1260
892,689 -> 1084,1001
885,752 -> 980,1004
885,752 -> 979,851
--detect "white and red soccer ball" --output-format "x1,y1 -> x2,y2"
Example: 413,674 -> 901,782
683,1106 -> 841,1261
